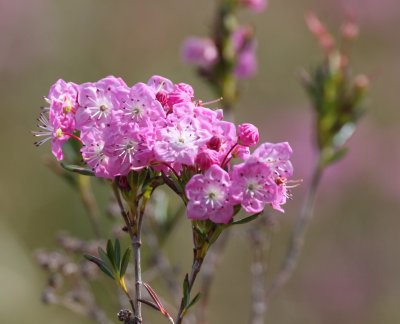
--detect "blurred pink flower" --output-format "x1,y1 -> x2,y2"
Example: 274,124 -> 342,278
181,37 -> 218,69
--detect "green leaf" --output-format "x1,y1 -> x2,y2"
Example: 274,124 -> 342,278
84,254 -> 115,280
183,274 -> 190,308
106,240 -> 116,270
120,248 -> 131,277
187,293 -> 201,310
114,239 -> 121,269
60,162 -> 94,176
230,213 -> 261,225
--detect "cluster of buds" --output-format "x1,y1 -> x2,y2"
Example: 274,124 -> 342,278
33,74 -> 294,224
181,0 -> 267,111
302,12 -> 368,165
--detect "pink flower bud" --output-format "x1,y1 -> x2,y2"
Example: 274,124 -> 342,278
167,83 -> 194,108
238,123 -> 259,147
195,149 -> 219,170
207,136 -> 222,151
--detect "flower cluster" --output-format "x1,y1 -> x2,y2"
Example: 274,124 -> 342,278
34,75 -> 294,224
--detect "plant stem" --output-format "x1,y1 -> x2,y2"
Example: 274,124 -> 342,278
197,232 -> 229,324
248,217 -> 271,324
112,183 -> 144,322
265,156 -> 324,308
176,259 -> 203,324
132,206 -> 143,324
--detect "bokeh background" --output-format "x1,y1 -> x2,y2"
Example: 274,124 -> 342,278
1,0 -> 399,323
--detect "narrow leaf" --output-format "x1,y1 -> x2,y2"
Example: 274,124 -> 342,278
187,292 -> 201,310
230,213 -> 261,225
114,239 -> 121,269
98,247 -> 112,269
120,248 -> 131,277
61,162 -> 94,176
183,274 -> 190,307
143,282 -> 174,322
84,254 -> 115,280
106,240 -> 116,270
138,298 -> 160,311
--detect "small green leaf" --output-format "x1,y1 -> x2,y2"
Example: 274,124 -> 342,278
98,247 -> 111,267
183,274 -> 190,307
230,213 -> 261,225
61,162 -> 94,176
106,240 -> 116,270
114,239 -> 121,269
84,254 -> 115,280
187,293 -> 201,310
120,248 -> 131,277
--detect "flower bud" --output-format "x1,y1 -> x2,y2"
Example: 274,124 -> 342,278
207,136 -> 222,151
195,149 -> 219,170
238,123 -> 259,146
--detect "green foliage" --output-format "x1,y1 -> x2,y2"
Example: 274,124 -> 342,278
84,239 -> 131,287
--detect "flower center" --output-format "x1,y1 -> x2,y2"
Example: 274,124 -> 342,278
55,128 -> 63,138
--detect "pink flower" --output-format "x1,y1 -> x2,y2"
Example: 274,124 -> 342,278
154,116 -> 211,166
33,79 -> 79,160
233,27 -> 258,79
76,76 -> 128,130
240,0 -> 268,12
181,37 -> 218,69
80,129 -> 118,179
253,142 -> 293,178
108,123 -> 155,176
185,165 -> 235,224
167,83 -> 194,108
230,158 -> 276,213
252,142 -> 294,212
117,82 -> 165,126
238,123 -> 259,146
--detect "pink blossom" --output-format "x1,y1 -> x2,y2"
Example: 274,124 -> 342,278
108,123 -> 155,176
232,27 -> 258,79
167,83 -> 194,108
80,129 -> 118,179
33,79 -> 79,160
230,158 -> 276,213
253,142 -> 294,178
238,123 -> 259,146
117,82 -> 165,126
76,76 -> 127,130
185,165 -> 235,224
181,37 -> 218,69
154,116 -> 211,166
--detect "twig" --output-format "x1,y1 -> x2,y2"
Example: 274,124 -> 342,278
176,259 -> 203,324
265,156 -> 324,307
112,184 -> 141,320
196,231 -> 229,324
248,217 -> 271,324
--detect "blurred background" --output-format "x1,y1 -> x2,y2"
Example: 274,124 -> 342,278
1,0 -> 399,323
